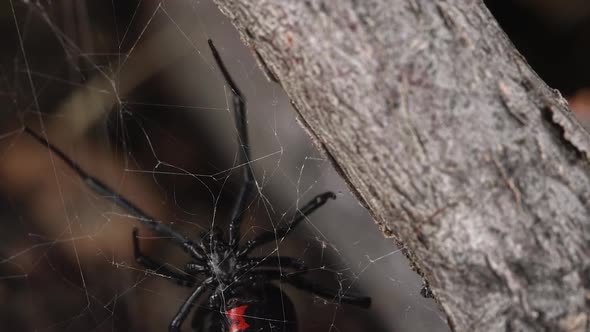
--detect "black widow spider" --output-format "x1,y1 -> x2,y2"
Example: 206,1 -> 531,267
25,39 -> 370,331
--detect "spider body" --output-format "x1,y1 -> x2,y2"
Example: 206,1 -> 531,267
25,39 -> 370,331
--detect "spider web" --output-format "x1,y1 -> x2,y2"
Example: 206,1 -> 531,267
0,1 -> 448,331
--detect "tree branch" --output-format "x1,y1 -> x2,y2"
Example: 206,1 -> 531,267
212,1 -> 590,331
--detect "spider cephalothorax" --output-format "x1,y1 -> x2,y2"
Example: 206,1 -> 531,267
200,229 -> 239,285
26,40 -> 370,332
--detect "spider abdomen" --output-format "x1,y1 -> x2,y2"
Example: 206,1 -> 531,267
192,284 -> 297,332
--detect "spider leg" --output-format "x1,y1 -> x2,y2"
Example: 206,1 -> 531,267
240,192 -> 336,256
260,270 -> 371,308
170,277 -> 213,332
186,262 -> 208,273
132,228 -> 195,287
25,127 -> 206,261
238,256 -> 306,271
208,39 -> 254,248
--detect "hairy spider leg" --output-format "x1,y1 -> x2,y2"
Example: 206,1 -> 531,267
237,256 -> 306,272
261,270 -> 371,308
132,228 -> 196,287
24,127 -> 207,262
170,277 -> 214,332
185,262 -> 208,273
208,39 -> 255,248
239,192 -> 336,256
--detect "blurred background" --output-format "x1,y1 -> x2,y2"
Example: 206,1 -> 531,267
0,0 -> 588,331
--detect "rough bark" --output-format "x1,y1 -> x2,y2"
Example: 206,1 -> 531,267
211,0 -> 590,331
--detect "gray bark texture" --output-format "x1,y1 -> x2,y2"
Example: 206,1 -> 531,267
212,0 -> 590,331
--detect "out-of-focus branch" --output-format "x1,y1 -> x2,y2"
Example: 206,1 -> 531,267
48,22 -> 197,141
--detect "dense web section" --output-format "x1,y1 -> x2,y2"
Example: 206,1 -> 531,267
0,1 -> 448,331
